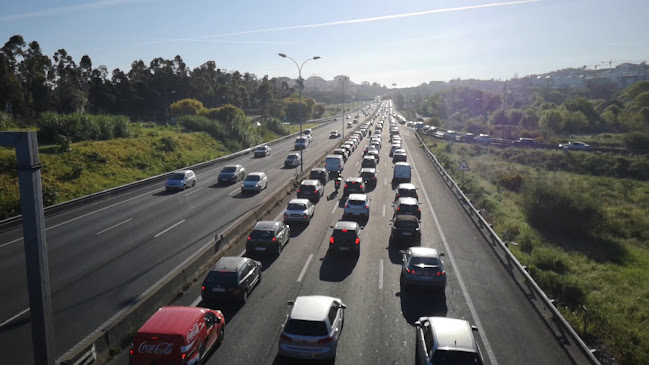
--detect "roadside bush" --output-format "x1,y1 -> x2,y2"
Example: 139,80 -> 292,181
158,137 -> 178,152
0,112 -> 13,130
37,112 -> 130,144
264,117 -> 289,135
496,172 -> 524,192
623,132 -> 649,150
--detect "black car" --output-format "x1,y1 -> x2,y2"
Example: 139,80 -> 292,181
246,221 -> 291,256
359,168 -> 379,186
329,221 -> 361,255
218,164 -> 246,184
201,256 -> 262,304
390,214 -> 421,243
343,177 -> 365,196
296,179 -> 324,202
361,156 -> 378,169
308,168 -> 328,185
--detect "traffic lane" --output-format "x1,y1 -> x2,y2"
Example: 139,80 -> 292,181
401,128 -> 573,364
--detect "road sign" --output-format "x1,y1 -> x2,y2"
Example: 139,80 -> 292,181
459,160 -> 470,171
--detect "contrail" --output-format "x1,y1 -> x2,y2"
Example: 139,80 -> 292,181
0,0 -> 154,22
195,0 -> 540,39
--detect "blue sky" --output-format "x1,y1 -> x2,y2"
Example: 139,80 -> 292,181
1,0 -> 647,87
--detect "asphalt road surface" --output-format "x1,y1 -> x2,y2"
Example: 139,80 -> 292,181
109,105 -> 579,365
0,112 -> 369,364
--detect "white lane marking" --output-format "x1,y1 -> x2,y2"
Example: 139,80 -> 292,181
0,237 -> 23,248
154,219 -> 186,238
384,162 -> 387,168
184,187 -> 203,196
355,161 -> 359,166
1,187 -> 162,248
382,204 -> 386,217
330,204 -> 337,215
190,296 -> 202,307
297,254 -> 313,282
378,259 -> 384,289
239,249 -> 246,257
0,307 -> 29,329
267,168 -> 276,174
96,218 -> 133,235
383,178 -> 387,186
402,137 -> 499,365
229,188 -> 240,196
274,211 -> 285,222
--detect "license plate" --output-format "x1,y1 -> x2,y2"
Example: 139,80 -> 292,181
339,247 -> 349,251
212,288 -> 225,292
403,232 -> 412,236
292,352 -> 314,358
255,247 -> 266,251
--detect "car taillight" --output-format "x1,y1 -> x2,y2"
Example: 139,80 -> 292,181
233,289 -> 240,295
304,214 -> 308,218
314,190 -> 318,193
297,189 -> 300,193
272,237 -> 277,241
317,336 -> 334,344
397,207 -> 400,211
284,214 -> 288,218
280,333 -> 292,342
182,353 -> 186,360
330,237 -> 334,244
437,271 -> 446,276
201,286 -> 205,290
344,184 -> 348,188
345,204 -> 348,208
129,350 -> 133,355
355,238 -> 360,245
248,236 -> 251,240
407,268 -> 415,274
360,185 -> 364,188
365,205 -> 369,209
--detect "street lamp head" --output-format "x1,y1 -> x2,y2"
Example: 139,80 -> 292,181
278,53 -> 287,58
313,56 -> 321,60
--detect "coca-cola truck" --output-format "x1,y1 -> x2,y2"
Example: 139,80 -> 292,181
129,306 -> 225,365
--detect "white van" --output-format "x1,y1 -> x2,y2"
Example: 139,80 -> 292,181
393,162 -> 412,183
325,155 -> 345,173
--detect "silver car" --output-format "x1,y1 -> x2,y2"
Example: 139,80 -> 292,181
165,170 -> 196,191
241,172 -> 268,193
415,317 -> 483,365
400,247 -> 446,290
284,153 -> 301,168
343,194 -> 371,219
283,199 -> 315,224
278,295 -> 346,361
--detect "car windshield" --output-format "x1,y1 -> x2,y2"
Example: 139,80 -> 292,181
431,350 -> 482,364
398,189 -> 416,197
169,173 -> 185,180
284,319 -> 328,337
300,185 -> 315,192
347,199 -> 366,206
250,230 -> 274,240
287,203 -> 306,211
245,175 -> 260,181
222,167 -> 236,173
332,229 -> 357,241
204,271 -> 238,287
287,155 -> 298,160
256,146 -> 267,151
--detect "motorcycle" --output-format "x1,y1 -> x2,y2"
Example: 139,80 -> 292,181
334,177 -> 342,191
329,170 -> 340,180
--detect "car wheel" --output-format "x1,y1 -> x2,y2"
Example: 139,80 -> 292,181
182,184 -> 187,191
192,180 -> 196,187
240,289 -> 248,304
276,242 -> 282,256
217,326 -> 225,346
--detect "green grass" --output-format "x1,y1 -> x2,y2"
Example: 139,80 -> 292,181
421,136 -> 649,365
0,126 -> 230,219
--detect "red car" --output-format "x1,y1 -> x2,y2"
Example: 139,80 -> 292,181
129,306 -> 225,365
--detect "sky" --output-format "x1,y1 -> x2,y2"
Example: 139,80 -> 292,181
1,0 -> 648,87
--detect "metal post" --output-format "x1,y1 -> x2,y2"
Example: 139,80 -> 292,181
341,77 -> 347,139
298,74 -> 303,173
0,132 -> 55,365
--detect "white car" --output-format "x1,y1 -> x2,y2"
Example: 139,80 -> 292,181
559,141 -> 591,150
330,131 -> 340,138
343,194 -> 371,218
241,172 -> 268,193
283,199 -> 315,224
278,296 -> 346,361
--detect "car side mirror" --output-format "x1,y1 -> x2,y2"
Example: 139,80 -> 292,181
398,250 -> 405,255
414,320 -> 421,327
329,225 -> 334,229
419,220 -> 422,223
439,252 -> 445,256
215,317 -> 221,324
287,300 -> 295,306
471,325 -> 479,332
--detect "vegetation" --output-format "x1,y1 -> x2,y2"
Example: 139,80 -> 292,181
422,137 -> 649,364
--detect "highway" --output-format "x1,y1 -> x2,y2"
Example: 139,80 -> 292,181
109,103 -> 580,365
0,114 -> 365,364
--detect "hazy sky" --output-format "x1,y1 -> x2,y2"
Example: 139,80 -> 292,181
1,0 -> 647,87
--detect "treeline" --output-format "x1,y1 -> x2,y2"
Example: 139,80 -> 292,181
405,81 -> 649,143
0,34 -> 320,125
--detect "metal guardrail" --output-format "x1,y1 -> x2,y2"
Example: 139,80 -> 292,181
0,114 -> 349,231
414,131 -> 601,365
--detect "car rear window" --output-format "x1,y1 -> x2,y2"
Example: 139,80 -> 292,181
300,185 -> 316,192
431,349 -> 481,364
256,147 -> 267,151
287,155 -> 298,160
409,257 -> 439,266
245,175 -> 260,181
222,167 -> 236,173
395,220 -> 418,229
169,173 -> 185,180
284,319 -> 328,336
398,189 -> 416,197
287,203 -> 307,211
205,271 -> 238,287
250,230 -> 274,240
348,200 -> 365,206
398,205 -> 418,214
361,172 -> 373,179
332,229 -> 357,241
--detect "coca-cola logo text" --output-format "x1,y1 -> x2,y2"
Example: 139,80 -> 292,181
187,322 -> 202,342
137,341 -> 174,355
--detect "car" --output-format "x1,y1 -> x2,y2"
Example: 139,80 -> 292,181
295,136 -> 310,150
333,148 -> 349,161
400,247 -> 446,290
329,221 -> 361,255
415,317 -> 483,364
330,130 -> 340,138
284,153 -> 301,168
389,145 -> 402,157
559,141 -> 591,150
201,256 -> 262,304
340,144 -> 353,157
303,128 -> 313,140
359,167 -> 379,185
391,134 -> 402,143
278,296 -> 346,361
284,198 -> 315,224
343,194 -> 371,219
325,155 -> 345,174
246,221 -> 290,255
361,156 -> 378,169
392,149 -> 407,163
297,179 -> 324,202
241,172 -> 268,193
347,122 -> 353,128
308,168 -> 328,185
129,306 -> 225,365
390,214 -> 421,244
218,164 -> 246,184
474,133 -> 491,143
394,197 -> 421,219
353,119 -> 359,124
366,149 -> 380,163
459,132 -> 474,142
394,183 -> 418,201
254,145 -> 271,157
343,177 -> 365,195
513,137 -> 537,145
165,170 -> 197,191
346,115 -> 351,119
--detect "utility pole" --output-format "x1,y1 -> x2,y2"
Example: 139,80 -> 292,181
341,76 -> 348,139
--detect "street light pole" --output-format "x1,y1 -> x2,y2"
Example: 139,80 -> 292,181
278,54 -> 321,173
341,76 -> 348,139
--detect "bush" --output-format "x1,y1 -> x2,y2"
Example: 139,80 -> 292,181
496,172 -> 524,192
264,117 -> 289,135
0,112 -> 13,130
623,132 -> 649,150
158,137 -> 178,152
37,113 -> 131,144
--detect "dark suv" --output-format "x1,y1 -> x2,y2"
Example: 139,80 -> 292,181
246,221 -> 291,256
296,179 -> 324,202
329,221 -> 361,255
394,197 -> 421,220
308,168 -> 328,185
343,177 -> 365,196
390,214 -> 421,243
201,256 -> 262,304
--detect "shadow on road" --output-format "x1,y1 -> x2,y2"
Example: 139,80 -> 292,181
244,252 -> 279,271
232,191 -> 257,199
209,182 -> 235,189
289,224 -> 308,238
398,288 -> 448,325
319,251 -> 359,282
272,356 -> 333,364
198,300 -> 243,324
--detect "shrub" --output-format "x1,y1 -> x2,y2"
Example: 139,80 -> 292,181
496,172 -> 524,192
158,137 -> 178,152
623,132 -> 649,150
0,112 -> 13,130
37,113 -> 131,144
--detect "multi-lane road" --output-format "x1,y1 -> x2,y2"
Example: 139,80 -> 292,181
0,115 -> 364,364
109,104 -> 581,365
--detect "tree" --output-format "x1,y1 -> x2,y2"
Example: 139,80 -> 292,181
170,98 -> 204,117
539,109 -> 565,135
